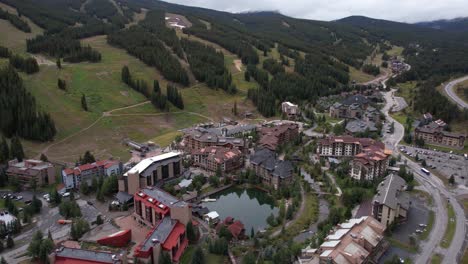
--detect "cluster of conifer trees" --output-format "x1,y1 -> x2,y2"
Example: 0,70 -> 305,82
180,38 -> 236,93
184,20 -> 260,65
139,10 -> 184,58
0,46 -> 39,74
262,58 -> 285,75
0,8 -> 31,32
0,66 -> 56,141
9,54 -> 39,74
166,84 -> 184,109
361,64 -> 380,76
151,80 -> 168,111
121,66 -> 150,98
108,26 -> 189,85
27,35 -> 101,63
84,0 -> 129,28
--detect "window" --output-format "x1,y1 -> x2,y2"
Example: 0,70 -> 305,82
146,176 -> 151,186
145,206 -> 152,223
153,170 -> 158,185
174,161 -> 180,176
162,165 -> 169,179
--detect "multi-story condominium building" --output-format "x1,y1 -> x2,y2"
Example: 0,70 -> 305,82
350,149 -> 389,181
249,148 -> 294,190
281,101 -> 300,119
318,136 -> 390,181
192,146 -> 243,174
6,159 -> 55,187
313,216 -> 386,264
62,160 -> 122,189
182,127 -> 246,152
414,121 -> 465,149
119,152 -> 183,195
317,136 -> 383,157
133,187 -> 191,264
258,123 -> 299,151
329,94 -> 369,119
372,174 -> 409,227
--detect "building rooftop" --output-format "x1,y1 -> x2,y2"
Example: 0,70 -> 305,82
140,217 -> 177,251
316,216 -> 386,264
124,152 -> 181,176
139,187 -> 187,208
250,148 -> 293,179
374,174 -> 409,210
341,94 -> 369,106
192,146 -> 242,164
54,247 -> 123,264
345,119 -> 377,134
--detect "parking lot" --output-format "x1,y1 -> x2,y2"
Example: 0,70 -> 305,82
379,193 -> 431,263
399,145 -> 468,185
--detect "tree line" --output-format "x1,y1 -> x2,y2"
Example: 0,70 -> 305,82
84,0 -> 129,28
184,19 -> 260,65
108,26 -> 189,86
0,66 -> 56,141
139,10 -> 185,59
0,7 -> 31,32
362,64 -> 380,76
180,38 -> 236,93
27,35 -> 101,63
262,58 -> 285,75
0,46 -> 39,74
167,84 -> 184,109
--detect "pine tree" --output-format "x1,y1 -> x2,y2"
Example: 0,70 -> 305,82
81,94 -> 88,111
40,153 -> 48,162
57,78 -> 66,90
10,136 -> 24,162
0,136 -> 9,163
233,101 -> 238,116
6,236 -> 14,248
191,246 -> 205,264
121,66 -> 130,84
153,80 -> 160,94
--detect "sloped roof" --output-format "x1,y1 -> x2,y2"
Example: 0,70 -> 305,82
373,174 -> 407,210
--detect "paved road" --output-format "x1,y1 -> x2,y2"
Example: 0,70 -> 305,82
444,75 -> 468,109
382,88 -> 466,264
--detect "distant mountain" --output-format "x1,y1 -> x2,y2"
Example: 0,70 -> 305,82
416,17 -> 468,32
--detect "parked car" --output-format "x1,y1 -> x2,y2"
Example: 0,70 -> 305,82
62,192 -> 70,198
15,196 -> 23,201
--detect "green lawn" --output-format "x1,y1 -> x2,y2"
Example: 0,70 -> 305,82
179,245 -> 195,264
206,253 -> 228,264
17,34 -> 258,161
431,254 -> 443,264
440,203 -> 456,248
387,237 -> 418,253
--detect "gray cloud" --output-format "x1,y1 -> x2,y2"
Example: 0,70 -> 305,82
162,0 -> 468,23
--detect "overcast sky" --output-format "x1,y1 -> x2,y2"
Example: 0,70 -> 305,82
163,0 -> 468,23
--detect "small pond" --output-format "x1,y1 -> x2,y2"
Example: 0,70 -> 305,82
201,187 -> 279,232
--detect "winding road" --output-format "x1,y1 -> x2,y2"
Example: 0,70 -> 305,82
443,75 -> 468,109
381,79 -> 466,264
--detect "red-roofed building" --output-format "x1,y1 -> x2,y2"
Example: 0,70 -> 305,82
97,229 -> 132,247
192,146 -> 243,174
216,217 -> 246,240
133,187 -> 192,263
62,160 -> 122,189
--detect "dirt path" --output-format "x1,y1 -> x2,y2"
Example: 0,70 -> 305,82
31,54 -> 55,66
270,185 -> 306,238
233,59 -> 243,72
36,100 -> 214,158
